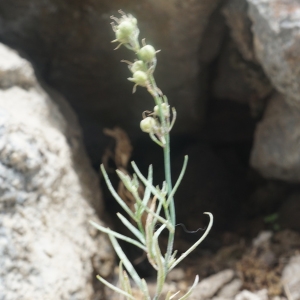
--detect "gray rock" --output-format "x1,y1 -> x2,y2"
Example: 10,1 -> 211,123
190,269 -> 235,300
213,0 -> 272,114
223,0 -> 254,62
235,290 -> 268,300
218,278 -> 242,298
251,93 -> 300,182
282,255 -> 300,300
247,0 -> 300,106
0,43 -> 114,300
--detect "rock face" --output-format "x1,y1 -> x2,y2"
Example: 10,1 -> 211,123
0,0 -> 221,163
189,269 -> 235,300
282,255 -> 300,300
251,93 -> 300,182
0,43 -> 114,300
247,0 -> 300,107
247,0 -> 300,181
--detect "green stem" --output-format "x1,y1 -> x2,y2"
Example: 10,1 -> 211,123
163,130 -> 176,273
149,74 -> 175,273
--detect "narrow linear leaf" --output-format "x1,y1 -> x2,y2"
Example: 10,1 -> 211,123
130,188 -> 173,233
154,234 -> 165,298
167,155 -> 188,206
142,165 -> 153,208
169,107 -> 177,131
169,291 -> 180,300
154,224 -> 166,240
167,250 -> 178,269
178,275 -> 199,300
108,234 -> 143,290
165,291 -> 172,300
145,196 -> 158,270
90,221 -> 146,251
131,161 -> 165,204
116,169 -> 135,192
101,164 -> 137,221
170,212 -> 213,270
96,275 -> 135,300
117,213 -> 145,244
141,278 -> 151,300
123,270 -> 133,299
118,261 -> 126,291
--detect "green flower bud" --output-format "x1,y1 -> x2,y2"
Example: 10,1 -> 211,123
140,117 -> 156,133
138,45 -> 156,62
130,60 -> 147,73
128,70 -> 148,86
154,103 -> 170,117
115,20 -> 136,43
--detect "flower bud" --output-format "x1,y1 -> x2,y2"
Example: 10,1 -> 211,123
138,45 -> 156,62
154,103 -> 170,117
116,19 -> 136,43
130,60 -> 147,73
114,15 -> 138,44
140,117 -> 156,133
128,70 -> 148,86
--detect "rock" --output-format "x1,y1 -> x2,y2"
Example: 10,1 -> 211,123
213,0 -> 272,114
0,43 -> 36,89
247,0 -> 300,107
251,93 -> 300,181
218,278 -> 242,298
235,289 -> 268,300
0,43 -> 114,299
252,231 -> 273,248
222,0 -> 254,62
190,269 -> 235,300
282,255 -> 300,300
0,0 -> 221,164
167,268 -> 185,282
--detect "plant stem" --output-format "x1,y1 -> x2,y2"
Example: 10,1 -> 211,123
149,74 -> 175,274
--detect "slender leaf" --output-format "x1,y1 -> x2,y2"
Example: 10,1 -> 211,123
154,224 -> 166,240
141,278 -> 151,300
96,275 -> 134,300
169,291 -> 180,300
108,234 -> 143,290
154,233 -> 165,298
100,164 -> 137,221
142,165 -> 153,209
145,196 -> 158,270
123,270 -> 133,299
117,213 -> 145,244
166,155 -> 188,206
131,161 -> 165,204
116,169 -> 135,193
178,275 -> 199,300
170,213 -> 213,270
90,221 -> 147,251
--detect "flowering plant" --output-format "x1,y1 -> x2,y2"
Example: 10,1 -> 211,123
91,10 -> 213,300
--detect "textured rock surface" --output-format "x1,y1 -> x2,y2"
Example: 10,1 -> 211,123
282,255 -> 300,300
235,289 -> 268,300
247,0 -> 300,106
217,278 -> 242,298
251,93 -> 300,182
189,269 -> 235,300
213,0 -> 272,115
248,0 -> 300,181
0,43 -> 114,300
0,0 -> 221,163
